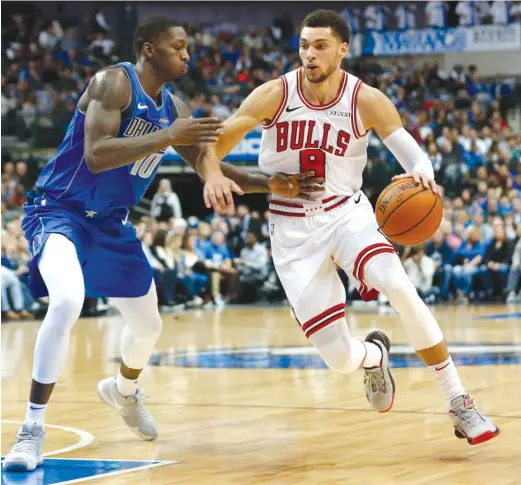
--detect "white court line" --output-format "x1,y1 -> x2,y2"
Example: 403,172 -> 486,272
39,457 -> 177,463
53,461 -> 177,485
2,420 -> 94,457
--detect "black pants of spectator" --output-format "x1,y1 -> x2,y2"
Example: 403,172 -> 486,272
485,266 -> 510,298
237,269 -> 266,303
153,269 -> 177,305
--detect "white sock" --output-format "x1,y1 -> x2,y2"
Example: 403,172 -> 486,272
116,371 -> 138,397
362,341 -> 383,368
429,356 -> 466,408
25,402 -> 47,427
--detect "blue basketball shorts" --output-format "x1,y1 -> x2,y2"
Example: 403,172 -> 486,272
21,191 -> 153,298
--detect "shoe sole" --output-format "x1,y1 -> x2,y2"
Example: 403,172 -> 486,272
3,457 -> 43,472
454,426 -> 501,445
365,331 -> 396,413
97,381 -> 157,441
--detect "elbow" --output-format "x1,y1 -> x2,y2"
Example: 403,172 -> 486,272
84,150 -> 102,174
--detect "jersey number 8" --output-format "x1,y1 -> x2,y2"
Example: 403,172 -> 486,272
299,149 -> 326,179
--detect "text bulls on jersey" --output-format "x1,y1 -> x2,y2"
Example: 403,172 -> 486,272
275,120 -> 351,157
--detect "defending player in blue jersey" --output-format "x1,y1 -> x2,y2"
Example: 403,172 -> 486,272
3,17 -> 325,472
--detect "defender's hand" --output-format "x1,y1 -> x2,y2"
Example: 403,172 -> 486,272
169,117 -> 223,145
204,172 -> 244,213
268,171 -> 325,201
392,171 -> 440,195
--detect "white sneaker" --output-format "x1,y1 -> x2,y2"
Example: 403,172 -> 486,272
3,423 -> 45,471
363,331 -> 395,413
97,377 -> 157,441
449,395 -> 500,445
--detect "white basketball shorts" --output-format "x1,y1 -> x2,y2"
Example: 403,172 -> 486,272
269,192 -> 396,338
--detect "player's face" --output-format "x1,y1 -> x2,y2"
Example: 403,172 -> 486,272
299,27 -> 347,84
148,27 -> 190,80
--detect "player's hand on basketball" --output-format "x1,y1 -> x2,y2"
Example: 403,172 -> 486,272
268,171 -> 325,201
392,171 -> 441,195
204,172 -> 244,214
169,117 -> 224,145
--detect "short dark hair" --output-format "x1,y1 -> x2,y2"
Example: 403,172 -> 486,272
133,17 -> 181,56
301,9 -> 350,44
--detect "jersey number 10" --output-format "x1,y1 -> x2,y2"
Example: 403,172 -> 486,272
299,149 -> 326,179
130,153 -> 163,178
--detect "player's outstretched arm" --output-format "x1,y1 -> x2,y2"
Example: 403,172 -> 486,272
174,80 -> 324,211
202,80 -> 289,211
172,88 -> 323,198
358,84 -> 439,195
83,68 -> 223,174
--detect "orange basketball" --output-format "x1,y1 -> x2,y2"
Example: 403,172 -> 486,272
375,177 -> 442,246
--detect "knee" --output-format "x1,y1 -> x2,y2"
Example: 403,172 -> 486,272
47,293 -> 84,328
372,268 -> 413,301
132,311 -> 163,339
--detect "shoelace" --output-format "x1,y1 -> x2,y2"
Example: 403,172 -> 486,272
11,431 -> 38,454
456,403 -> 486,426
364,368 -> 387,394
125,389 -> 150,421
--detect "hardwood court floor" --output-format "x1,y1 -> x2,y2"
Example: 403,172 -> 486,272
2,303 -> 521,485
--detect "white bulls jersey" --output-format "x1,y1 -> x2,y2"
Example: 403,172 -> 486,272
259,67 -> 369,201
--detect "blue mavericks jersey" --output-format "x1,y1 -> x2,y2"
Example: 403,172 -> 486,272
35,62 -> 178,213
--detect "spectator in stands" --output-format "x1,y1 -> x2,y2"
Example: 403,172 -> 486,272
235,232 -> 269,303
363,5 -> 390,32
467,211 -> 493,242
176,233 -> 208,307
456,1 -> 480,26
490,0 -> 511,24
339,7 -> 361,34
395,4 -> 417,30
425,229 -> 454,299
484,224 -> 513,299
236,204 -> 263,243
150,229 -> 177,306
506,237 -> 521,303
196,222 -> 212,254
1,236 -> 33,320
425,1 -> 448,28
201,230 -> 236,307
151,178 -> 182,222
403,246 -> 439,303
452,227 -> 486,303
511,1 -> 521,22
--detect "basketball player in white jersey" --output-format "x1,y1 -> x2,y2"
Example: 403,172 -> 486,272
201,10 -> 499,445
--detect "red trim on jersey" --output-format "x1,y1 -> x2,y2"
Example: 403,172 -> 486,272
263,76 -> 288,129
351,79 -> 365,139
324,196 -> 350,212
269,195 -> 349,217
353,243 -> 396,301
270,199 -> 304,208
269,209 -> 305,217
301,303 -> 345,338
297,68 -> 348,111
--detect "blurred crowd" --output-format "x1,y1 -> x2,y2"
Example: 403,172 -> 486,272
2,4 -> 521,320
2,7 -> 117,147
342,1 -> 521,32
137,193 -> 283,310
